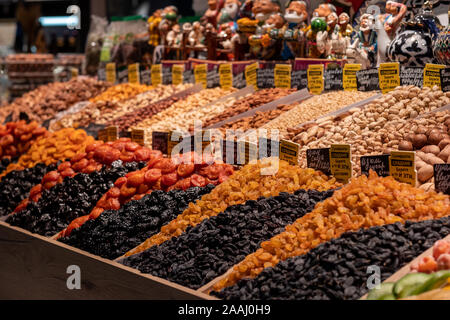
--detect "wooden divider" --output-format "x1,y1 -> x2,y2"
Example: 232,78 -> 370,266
0,221 -> 213,300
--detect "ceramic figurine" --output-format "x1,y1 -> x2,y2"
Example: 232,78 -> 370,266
188,21 -> 206,47
166,24 -> 183,48
159,6 -> 179,46
148,9 -> 162,47
269,0 -> 308,59
352,13 -> 377,67
434,10 -> 450,65
338,12 -> 353,38
312,3 -> 337,19
218,0 -> 241,25
200,0 -> 224,29
306,16 -> 328,58
377,0 -> 407,40
375,2 -> 440,66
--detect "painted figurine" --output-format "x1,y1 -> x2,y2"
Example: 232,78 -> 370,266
148,9 -> 162,47
200,0 -> 224,29
351,13 -> 377,67
377,0 -> 407,40
218,0 -> 241,26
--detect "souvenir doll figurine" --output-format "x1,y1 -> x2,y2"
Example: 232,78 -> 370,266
269,0 -> 309,59
338,12 -> 353,38
350,13 -> 377,67
306,16 -> 328,58
200,0 -> 224,30
218,0 -> 241,26
148,9 -> 162,47
377,0 -> 407,40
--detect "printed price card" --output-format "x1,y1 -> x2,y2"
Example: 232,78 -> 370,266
194,64 -> 208,88
423,63 -> 445,90
274,64 -> 292,89
279,139 -> 299,166
98,128 -> 108,142
70,68 -> 79,79
245,62 -> 258,89
172,64 -> 184,85
343,64 -> 361,91
307,64 -> 324,94
330,144 -> 352,184
128,63 -> 140,84
219,63 -> 233,89
389,151 -> 416,186
306,148 -> 331,175
106,63 -> 116,83
151,64 -> 162,86
106,126 -> 118,142
131,129 -> 145,146
378,62 -> 400,93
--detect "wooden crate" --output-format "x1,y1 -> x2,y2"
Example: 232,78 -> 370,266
0,221 -> 213,300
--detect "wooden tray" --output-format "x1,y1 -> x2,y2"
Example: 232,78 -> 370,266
0,221 -> 213,300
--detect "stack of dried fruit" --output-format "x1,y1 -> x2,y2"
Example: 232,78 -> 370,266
0,162 -> 58,217
0,121 -> 47,160
213,217 -> 450,300
133,88 -> 235,146
212,171 -> 450,292
1,128 -> 95,178
59,185 -> 216,259
6,161 -> 145,237
12,138 -> 155,213
120,189 -> 334,289
58,152 -> 235,238
88,83 -> 152,103
124,158 -> 341,257
0,78 -> 111,123
411,239 -> 450,273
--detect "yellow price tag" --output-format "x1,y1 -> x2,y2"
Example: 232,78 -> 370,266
219,63 -> 233,89
378,62 -> 400,93
194,64 -> 207,88
151,64 -> 162,86
131,129 -> 145,146
389,151 -> 417,186
274,64 -> 292,89
343,64 -> 361,91
71,68 -> 79,79
279,139 -> 299,166
245,62 -> 258,89
172,64 -> 184,85
330,144 -> 352,184
423,63 -> 445,90
128,63 -> 140,84
307,64 -> 324,94
106,63 -> 116,84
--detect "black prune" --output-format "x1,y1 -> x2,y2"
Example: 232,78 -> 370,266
59,185 -> 215,259
120,189 -> 334,290
212,216 -> 450,300
6,161 -> 145,236
0,162 -> 58,217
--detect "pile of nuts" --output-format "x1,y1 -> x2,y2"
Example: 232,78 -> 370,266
0,78 -> 111,123
213,171 -> 450,292
396,110 -> 450,189
125,158 -> 342,257
1,128 -> 95,177
219,104 -> 296,134
133,88 -> 235,146
202,88 -> 295,128
0,121 -> 47,160
88,83 -> 152,103
284,86 -> 449,177
54,84 -> 190,129
263,91 -> 376,137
